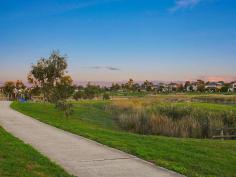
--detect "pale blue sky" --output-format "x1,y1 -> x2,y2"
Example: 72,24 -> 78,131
0,0 -> 236,82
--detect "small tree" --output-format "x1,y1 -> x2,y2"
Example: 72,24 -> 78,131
197,84 -> 205,92
52,76 -> 75,102
52,76 -> 75,117
110,83 -> 120,91
15,80 -> 25,90
221,86 -> 229,93
14,80 -> 27,99
55,101 -> 73,118
84,83 -> 101,99
3,81 -> 16,100
103,93 -> 110,100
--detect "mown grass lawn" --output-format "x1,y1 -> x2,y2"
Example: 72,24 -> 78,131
11,101 -> 236,177
0,126 -> 74,177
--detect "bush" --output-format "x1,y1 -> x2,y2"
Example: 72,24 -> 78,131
103,93 -> 110,100
73,91 -> 84,100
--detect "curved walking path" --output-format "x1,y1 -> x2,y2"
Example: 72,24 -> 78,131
0,101 -> 184,177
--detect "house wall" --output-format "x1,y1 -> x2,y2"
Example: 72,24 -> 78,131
232,83 -> 236,92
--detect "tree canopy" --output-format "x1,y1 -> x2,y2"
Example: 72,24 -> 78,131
28,51 -> 68,101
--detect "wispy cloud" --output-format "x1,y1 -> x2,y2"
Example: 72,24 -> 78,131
169,0 -> 202,12
0,0 -> 123,20
106,66 -> 121,71
86,66 -> 121,71
59,0 -> 123,13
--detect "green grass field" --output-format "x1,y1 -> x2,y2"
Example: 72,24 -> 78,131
11,101 -> 236,177
0,126 -> 73,177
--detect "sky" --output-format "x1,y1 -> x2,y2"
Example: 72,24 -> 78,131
0,0 -> 236,82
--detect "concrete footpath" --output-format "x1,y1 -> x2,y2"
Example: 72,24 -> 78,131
0,101 -> 184,177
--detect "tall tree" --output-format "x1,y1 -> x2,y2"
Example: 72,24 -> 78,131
28,51 -> 68,101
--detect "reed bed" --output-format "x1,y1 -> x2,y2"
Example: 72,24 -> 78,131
106,99 -> 236,138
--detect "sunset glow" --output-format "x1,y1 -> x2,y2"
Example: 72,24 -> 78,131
1,0 -> 236,82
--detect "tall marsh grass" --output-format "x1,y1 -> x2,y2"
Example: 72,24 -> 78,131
106,99 -> 236,138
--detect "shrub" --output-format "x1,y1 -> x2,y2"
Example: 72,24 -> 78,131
73,91 -> 84,100
55,101 -> 73,117
103,93 -> 110,100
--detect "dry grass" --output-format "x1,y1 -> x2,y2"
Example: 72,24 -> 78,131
192,95 -> 236,104
106,98 -> 236,138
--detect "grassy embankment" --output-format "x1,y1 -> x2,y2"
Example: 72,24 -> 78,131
11,100 -> 236,177
0,126 -> 73,177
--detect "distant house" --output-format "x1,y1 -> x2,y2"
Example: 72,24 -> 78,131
191,82 -> 198,92
205,82 -> 223,92
158,83 -> 170,92
140,88 -> 147,92
153,85 -> 160,91
186,83 -> 197,92
168,83 -> 178,92
233,83 -> 236,92
186,85 -> 192,92
229,82 -> 236,92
